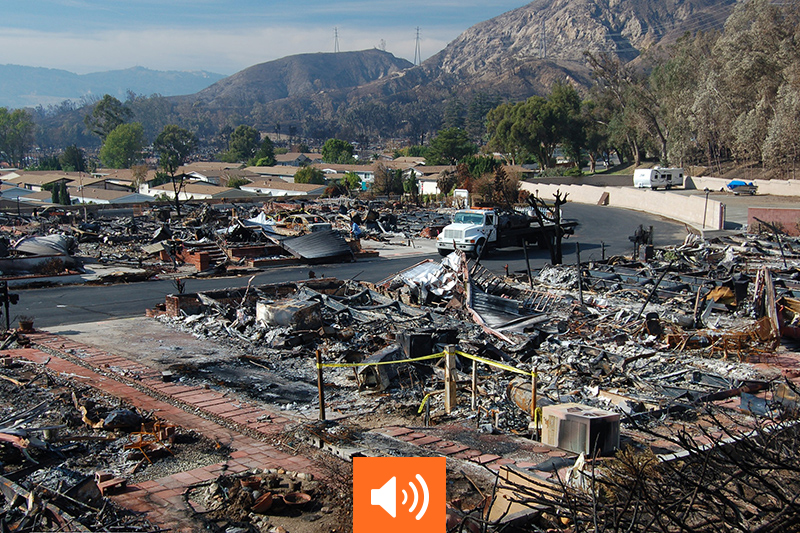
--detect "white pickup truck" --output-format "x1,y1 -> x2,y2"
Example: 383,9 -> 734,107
436,208 -> 575,258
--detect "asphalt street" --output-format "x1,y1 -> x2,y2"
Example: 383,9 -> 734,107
17,203 -> 689,328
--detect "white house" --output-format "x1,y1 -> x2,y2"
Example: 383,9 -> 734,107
68,186 -> 153,205
144,182 -> 257,201
239,178 -> 326,197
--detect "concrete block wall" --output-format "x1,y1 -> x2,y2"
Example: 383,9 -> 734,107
520,182 -> 726,230
748,207 -> 800,236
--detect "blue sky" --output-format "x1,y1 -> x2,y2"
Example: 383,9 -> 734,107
3,0 -> 526,74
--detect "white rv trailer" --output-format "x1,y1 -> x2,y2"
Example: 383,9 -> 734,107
633,167 -> 685,190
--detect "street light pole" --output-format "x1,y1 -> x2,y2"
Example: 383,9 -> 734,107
702,188 -> 710,229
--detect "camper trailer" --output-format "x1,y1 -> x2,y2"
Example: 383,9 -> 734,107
633,168 -> 685,190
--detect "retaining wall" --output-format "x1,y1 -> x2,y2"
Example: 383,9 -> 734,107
748,208 -> 800,236
520,182 -> 726,230
687,176 -> 800,196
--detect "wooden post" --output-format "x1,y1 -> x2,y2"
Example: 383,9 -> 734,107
471,358 -> 477,411
316,350 -> 326,421
576,242 -> 584,305
444,345 -> 457,414
522,239 -> 534,289
532,366 -> 539,440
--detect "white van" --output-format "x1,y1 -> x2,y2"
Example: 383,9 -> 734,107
633,168 -> 685,190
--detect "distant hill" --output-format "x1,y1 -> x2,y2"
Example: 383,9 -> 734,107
32,0 -> 739,146
339,0 -> 736,105
0,65 -> 225,109
181,49 -> 413,108
170,0 -> 736,136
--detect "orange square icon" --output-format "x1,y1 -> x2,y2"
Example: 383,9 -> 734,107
353,456 -> 446,533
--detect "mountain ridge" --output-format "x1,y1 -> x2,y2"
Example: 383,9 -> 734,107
0,65 -> 225,109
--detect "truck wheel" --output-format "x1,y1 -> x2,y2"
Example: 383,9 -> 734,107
438,249 -> 450,257
473,239 -> 486,259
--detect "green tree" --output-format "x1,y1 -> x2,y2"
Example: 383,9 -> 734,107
486,83 -> 584,170
294,166 -> 326,185
59,182 -> 71,205
321,138 -> 355,164
426,127 -> 478,165
99,122 -> 145,169
59,145 -> 86,172
0,108 -> 35,168
33,155 -> 61,171
461,155 -> 500,178
581,99 -> 611,173
226,177 -> 250,189
394,145 -> 428,159
222,125 -> 260,163
250,136 -> 276,166
371,163 -> 404,195
403,173 -> 419,204
342,172 -> 362,190
84,95 -> 132,141
154,125 -> 197,219
50,182 -> 71,205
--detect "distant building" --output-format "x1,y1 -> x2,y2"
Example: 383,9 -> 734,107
69,186 -> 153,205
239,178 -> 326,197
274,152 -> 323,167
242,166 -> 302,182
144,182 -> 257,201
2,172 -> 76,192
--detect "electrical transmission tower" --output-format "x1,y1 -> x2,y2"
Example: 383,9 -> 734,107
414,27 -> 422,65
334,27 -> 340,53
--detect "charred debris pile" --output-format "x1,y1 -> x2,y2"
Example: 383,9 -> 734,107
0,354 -> 230,532
0,199 -> 445,280
153,227 -> 800,432
144,226 -> 800,530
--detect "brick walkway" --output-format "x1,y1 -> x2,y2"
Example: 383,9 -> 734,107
376,426 -> 563,472
6,333 -> 322,532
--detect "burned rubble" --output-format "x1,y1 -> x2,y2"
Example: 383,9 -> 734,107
141,216 -> 800,531
3,196 -> 800,530
0,199 -> 447,284
0,352 -> 232,532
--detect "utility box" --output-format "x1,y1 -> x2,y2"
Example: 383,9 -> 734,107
541,403 -> 620,456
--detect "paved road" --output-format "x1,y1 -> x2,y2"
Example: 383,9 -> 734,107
16,204 -> 689,328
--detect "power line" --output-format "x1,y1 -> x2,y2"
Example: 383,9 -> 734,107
334,27 -> 340,53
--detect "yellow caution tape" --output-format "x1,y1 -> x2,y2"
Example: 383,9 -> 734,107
317,349 -> 538,379
317,352 -> 445,369
456,350 -> 536,377
417,393 -> 433,414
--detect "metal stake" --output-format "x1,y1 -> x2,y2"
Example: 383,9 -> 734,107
316,350 -> 326,421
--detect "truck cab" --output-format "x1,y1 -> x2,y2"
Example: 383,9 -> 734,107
436,208 -> 498,257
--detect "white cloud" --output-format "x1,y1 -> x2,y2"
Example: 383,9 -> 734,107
0,25 -> 453,75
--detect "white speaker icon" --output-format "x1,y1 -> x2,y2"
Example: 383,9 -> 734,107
371,474 -> 429,520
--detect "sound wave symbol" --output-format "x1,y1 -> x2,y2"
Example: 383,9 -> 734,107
399,474 -> 429,520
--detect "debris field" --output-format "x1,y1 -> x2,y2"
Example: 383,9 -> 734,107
2,198 -> 800,531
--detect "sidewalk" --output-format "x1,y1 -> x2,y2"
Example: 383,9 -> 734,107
9,333 -> 322,532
